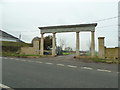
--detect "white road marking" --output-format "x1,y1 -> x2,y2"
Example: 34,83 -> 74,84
15,59 -> 19,60
4,57 -> 8,59
35,61 -> 43,63
82,67 -> 93,70
2,57 -> 115,73
58,56 -> 63,57
45,62 -> 53,65
10,58 -> 14,59
56,64 -> 65,66
27,60 -> 34,63
67,65 -> 77,68
97,69 -> 111,72
0,83 -> 11,89
21,60 -> 26,62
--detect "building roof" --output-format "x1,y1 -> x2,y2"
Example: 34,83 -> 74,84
38,23 -> 97,29
0,30 -> 23,42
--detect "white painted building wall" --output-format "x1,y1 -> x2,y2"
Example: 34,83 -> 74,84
118,1 -> 120,47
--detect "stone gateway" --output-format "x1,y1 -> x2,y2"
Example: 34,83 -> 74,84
38,23 -> 97,57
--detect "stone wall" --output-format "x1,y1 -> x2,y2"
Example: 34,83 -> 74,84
33,40 -> 40,54
105,47 -> 118,59
20,47 -> 39,55
20,38 -> 40,55
98,37 -> 105,59
98,37 -> 119,59
119,48 -> 120,59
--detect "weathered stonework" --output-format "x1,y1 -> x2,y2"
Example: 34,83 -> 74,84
105,47 -> 118,59
98,37 -> 105,59
98,37 -> 119,59
39,23 -> 97,57
20,47 -> 37,55
20,37 -> 40,55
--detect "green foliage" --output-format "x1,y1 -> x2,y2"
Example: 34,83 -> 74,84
84,57 -> 120,64
1,41 -> 32,55
2,51 -> 50,57
1,41 -> 32,47
86,51 -> 98,56
44,35 -> 52,50
62,52 -> 75,55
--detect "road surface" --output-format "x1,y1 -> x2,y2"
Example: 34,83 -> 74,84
1,55 -> 118,88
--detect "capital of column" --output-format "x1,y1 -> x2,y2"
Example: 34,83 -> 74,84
98,37 -> 105,39
41,33 -> 45,35
76,32 -> 80,33
52,32 -> 56,34
52,33 -> 56,39
91,31 -> 95,33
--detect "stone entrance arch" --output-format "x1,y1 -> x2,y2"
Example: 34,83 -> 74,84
38,23 -> 97,57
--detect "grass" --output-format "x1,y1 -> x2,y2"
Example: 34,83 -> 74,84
62,52 -> 75,55
2,52 -> 40,57
1,41 -> 32,47
86,52 -> 98,56
1,51 -> 53,58
1,41 -> 52,58
90,58 -> 119,64
84,52 -> 119,64
1,41 -> 34,57
77,56 -> 120,64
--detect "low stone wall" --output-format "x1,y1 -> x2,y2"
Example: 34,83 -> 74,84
20,37 -> 40,55
119,48 -> 120,59
98,37 -> 119,59
105,47 -> 118,59
20,47 -> 39,55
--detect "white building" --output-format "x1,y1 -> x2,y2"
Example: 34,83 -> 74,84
0,30 -> 22,42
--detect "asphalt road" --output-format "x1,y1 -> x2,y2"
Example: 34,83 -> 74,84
2,55 -> 118,88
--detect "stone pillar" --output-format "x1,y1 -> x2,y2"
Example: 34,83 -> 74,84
52,33 -> 56,56
98,37 -> 105,59
91,31 -> 95,57
40,33 -> 44,55
76,32 -> 80,57
33,40 -> 39,54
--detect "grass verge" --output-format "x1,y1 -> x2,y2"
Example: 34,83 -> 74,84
1,52 -> 51,58
62,52 -> 75,55
77,56 -> 120,64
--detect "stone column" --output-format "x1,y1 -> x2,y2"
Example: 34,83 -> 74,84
98,37 -> 105,59
76,32 -> 80,57
40,33 -> 44,55
91,31 -> 95,57
52,33 -> 56,56
33,40 -> 39,54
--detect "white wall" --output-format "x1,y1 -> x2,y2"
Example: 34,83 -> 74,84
118,1 -> 120,47
0,38 -> 17,42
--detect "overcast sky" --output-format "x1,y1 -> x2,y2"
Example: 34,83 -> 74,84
0,0 -> 119,51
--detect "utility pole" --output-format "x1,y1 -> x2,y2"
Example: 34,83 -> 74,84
19,34 -> 21,40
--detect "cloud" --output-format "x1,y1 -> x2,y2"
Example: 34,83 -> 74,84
2,0 -> 119,3
1,1 -> 118,50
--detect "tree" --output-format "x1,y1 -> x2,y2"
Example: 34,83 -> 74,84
59,38 -> 67,50
65,47 -> 73,52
